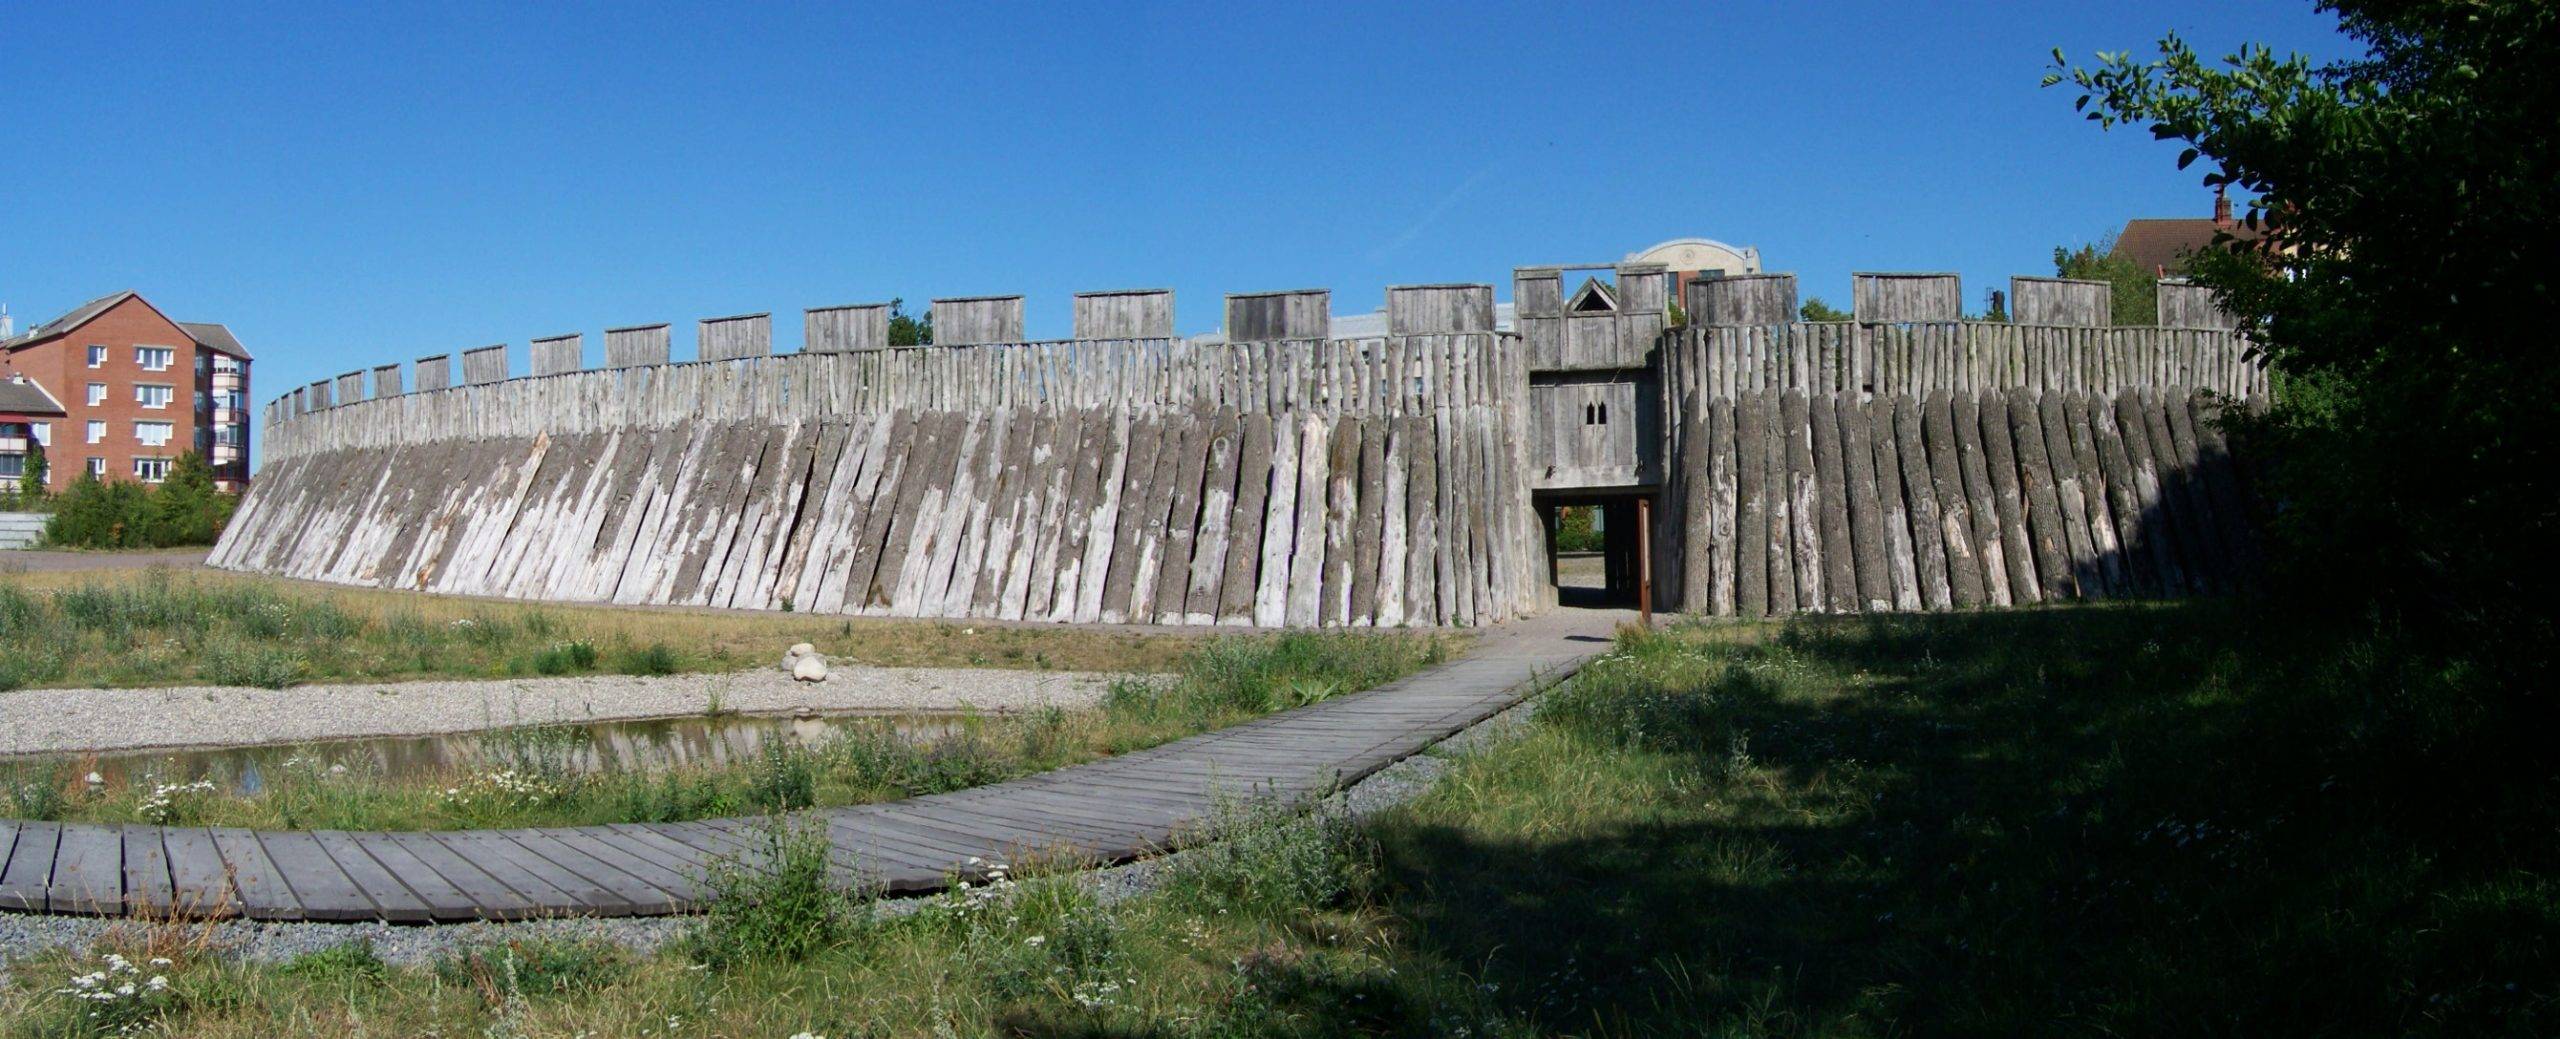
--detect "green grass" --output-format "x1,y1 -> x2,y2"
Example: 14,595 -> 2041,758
0,566 -> 1241,691
1352,605 -> 2557,1035
7,604 -> 2543,1036
4,630 -> 1451,832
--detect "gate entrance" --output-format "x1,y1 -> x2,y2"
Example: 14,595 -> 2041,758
1539,493 -> 1653,609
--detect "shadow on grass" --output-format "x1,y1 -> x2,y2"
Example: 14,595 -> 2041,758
1235,605 -> 2549,1036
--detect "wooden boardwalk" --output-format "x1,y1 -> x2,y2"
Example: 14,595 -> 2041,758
0,622 -> 1610,922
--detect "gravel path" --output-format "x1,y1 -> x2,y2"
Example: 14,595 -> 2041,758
0,668 -> 1559,979
0,664 -> 1123,757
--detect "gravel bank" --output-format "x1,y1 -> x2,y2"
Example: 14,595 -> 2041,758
0,665 -> 1123,758
0,671 -> 1561,979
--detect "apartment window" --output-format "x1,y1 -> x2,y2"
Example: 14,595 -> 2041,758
135,421 -> 175,447
86,457 -> 106,478
133,457 -> 170,483
87,345 -> 107,368
136,384 -> 174,409
85,420 -> 106,444
135,346 -> 174,371
0,454 -> 21,480
215,425 -> 243,446
29,422 -> 48,447
87,382 -> 107,406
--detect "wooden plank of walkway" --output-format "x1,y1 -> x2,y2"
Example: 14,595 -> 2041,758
385,831 -> 531,920
0,622 -> 1605,922
122,826 -> 176,916
0,820 -> 54,911
161,827 -> 236,916
48,823 -> 124,915
208,827 -> 300,920
346,832 -> 474,921
311,831 -> 434,923
255,830 -> 373,921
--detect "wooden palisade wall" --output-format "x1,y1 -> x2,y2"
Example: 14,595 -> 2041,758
222,332 -> 1544,628
933,297 -> 1027,346
805,304 -> 891,353
2010,277 -> 2111,327
1074,290 -> 1176,340
531,334 -> 583,377
1652,320 -> 2262,616
698,314 -> 772,361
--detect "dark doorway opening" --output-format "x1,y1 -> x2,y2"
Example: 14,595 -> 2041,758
1539,494 -> 1651,609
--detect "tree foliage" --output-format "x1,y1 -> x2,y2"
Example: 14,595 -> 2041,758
886,297 -> 933,346
2051,237 -> 2159,326
15,440 -> 43,499
1797,297 -> 1851,322
2054,0 -> 2557,759
43,451 -> 238,548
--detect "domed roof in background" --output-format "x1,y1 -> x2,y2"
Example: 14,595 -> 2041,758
1623,238 -> 1762,275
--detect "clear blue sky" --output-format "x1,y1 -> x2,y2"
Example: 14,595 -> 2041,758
4,0 -> 2357,446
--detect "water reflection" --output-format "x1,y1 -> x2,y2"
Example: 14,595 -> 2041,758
6,712 -> 970,794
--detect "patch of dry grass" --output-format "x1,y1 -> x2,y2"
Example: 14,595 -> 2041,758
0,566 -> 1281,690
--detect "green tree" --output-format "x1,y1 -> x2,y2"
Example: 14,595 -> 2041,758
2051,238 -> 2157,326
46,472 -> 148,548
1798,297 -> 1852,322
886,297 -> 933,346
147,451 -> 234,544
2054,1 -> 2557,749
16,440 -> 43,499
39,451 -> 236,548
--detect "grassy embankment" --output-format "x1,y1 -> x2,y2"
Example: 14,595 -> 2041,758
2,631 -> 1447,832
0,566 -> 1209,691
7,602 -> 2547,1037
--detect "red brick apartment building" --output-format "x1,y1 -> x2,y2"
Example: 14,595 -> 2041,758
0,291 -> 253,491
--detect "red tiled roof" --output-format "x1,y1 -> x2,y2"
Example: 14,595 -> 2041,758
2112,218 -> 2259,277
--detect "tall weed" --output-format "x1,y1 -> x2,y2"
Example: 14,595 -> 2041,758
684,815 -> 853,968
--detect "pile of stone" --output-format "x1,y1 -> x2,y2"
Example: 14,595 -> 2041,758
782,643 -> 829,682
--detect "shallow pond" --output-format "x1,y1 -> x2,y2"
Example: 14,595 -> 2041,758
2,711 -> 977,794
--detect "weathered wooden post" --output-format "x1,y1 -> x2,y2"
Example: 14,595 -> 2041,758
371,363 -> 404,397
1073,290 -> 1176,340
2011,276 -> 2111,326
931,296 -> 1027,345
415,354 -> 451,391
1638,495 -> 1653,627
604,324 -> 671,367
1513,267 -> 1564,367
697,313 -> 772,360
1852,273 -> 1963,322
804,304 -> 891,352
2155,280 -> 2236,329
461,344 -> 509,385
530,333 -> 583,376
1384,284 -> 1495,334
1222,290 -> 1330,341
1686,273 -> 1800,326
